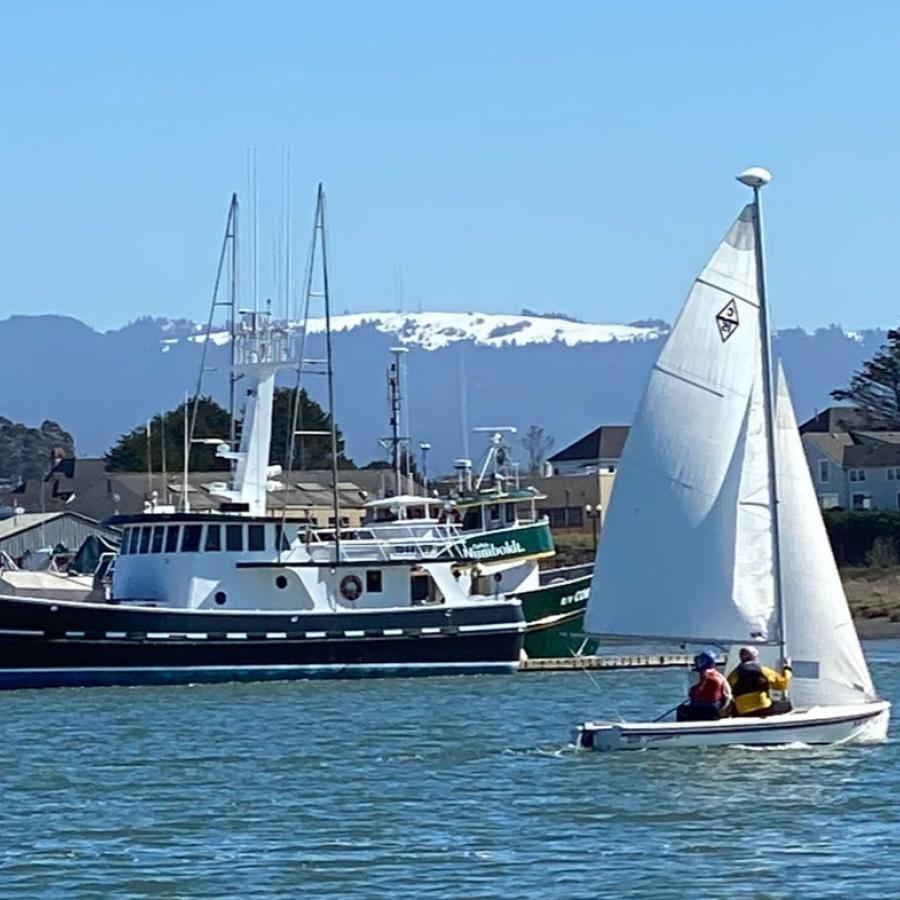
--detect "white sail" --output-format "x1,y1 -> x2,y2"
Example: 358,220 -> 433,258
584,205 -> 777,643
775,367 -> 876,706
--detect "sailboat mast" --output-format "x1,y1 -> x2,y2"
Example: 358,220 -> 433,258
739,167 -> 786,660
229,194 -> 239,454
317,184 -> 342,563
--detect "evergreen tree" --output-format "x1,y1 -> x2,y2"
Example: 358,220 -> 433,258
832,329 -> 900,427
271,388 -> 355,470
105,390 -> 354,472
105,397 -> 231,472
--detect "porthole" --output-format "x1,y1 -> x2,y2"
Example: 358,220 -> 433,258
275,575 -> 288,590
214,591 -> 227,606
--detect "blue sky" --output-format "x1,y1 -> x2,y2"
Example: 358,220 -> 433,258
1,2 -> 898,331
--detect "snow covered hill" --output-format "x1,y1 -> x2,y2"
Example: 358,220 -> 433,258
186,310 -> 668,353
305,311 -> 667,350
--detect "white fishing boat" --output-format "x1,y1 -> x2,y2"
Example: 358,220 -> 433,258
574,168 -> 890,751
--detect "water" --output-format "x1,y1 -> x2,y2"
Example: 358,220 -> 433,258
2,645 -> 900,899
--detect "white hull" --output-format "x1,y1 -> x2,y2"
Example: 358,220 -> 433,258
574,700 -> 891,751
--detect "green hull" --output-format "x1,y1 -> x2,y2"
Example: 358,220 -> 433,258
512,573 -> 596,658
460,521 -> 555,564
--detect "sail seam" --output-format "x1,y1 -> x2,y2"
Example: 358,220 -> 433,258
652,364 -> 725,398
695,278 -> 759,308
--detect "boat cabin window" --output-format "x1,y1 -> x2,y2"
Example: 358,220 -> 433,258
151,526 -> 165,553
182,524 -> 202,553
504,503 -> 516,525
410,574 -> 430,605
275,524 -> 293,552
462,507 -> 482,531
366,570 -> 383,593
488,504 -> 502,528
128,528 -> 140,555
139,527 -> 151,554
226,524 -> 243,552
205,524 -> 222,552
165,525 -> 180,553
248,524 -> 265,552
120,528 -> 131,555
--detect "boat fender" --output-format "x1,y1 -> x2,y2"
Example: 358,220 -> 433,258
340,574 -> 363,602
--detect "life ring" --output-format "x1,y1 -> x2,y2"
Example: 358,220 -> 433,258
340,574 -> 363,602
438,506 -> 461,525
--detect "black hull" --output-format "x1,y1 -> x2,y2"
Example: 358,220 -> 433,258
0,595 -> 524,689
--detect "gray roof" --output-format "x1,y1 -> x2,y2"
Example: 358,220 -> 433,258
799,406 -> 875,434
843,441 -> 900,468
549,426 -> 630,463
0,510 -> 117,541
804,431 -> 900,468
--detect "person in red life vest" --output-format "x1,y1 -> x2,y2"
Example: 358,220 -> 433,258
676,651 -> 733,721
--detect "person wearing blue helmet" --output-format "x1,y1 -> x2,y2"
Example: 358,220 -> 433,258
676,650 -> 732,721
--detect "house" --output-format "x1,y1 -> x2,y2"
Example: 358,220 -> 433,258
547,425 -> 629,476
513,423 -> 630,538
800,406 -> 900,510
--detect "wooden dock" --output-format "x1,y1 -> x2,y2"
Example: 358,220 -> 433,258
520,654 -> 696,672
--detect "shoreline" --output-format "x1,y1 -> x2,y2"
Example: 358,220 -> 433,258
854,617 -> 900,640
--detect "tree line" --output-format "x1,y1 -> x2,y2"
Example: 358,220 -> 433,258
105,389 -> 355,472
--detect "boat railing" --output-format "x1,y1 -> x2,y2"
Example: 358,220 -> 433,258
303,523 -> 464,563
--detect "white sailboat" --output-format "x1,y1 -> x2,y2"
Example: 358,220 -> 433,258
574,168 -> 890,751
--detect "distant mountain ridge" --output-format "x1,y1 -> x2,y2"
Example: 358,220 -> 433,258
0,312 -> 888,474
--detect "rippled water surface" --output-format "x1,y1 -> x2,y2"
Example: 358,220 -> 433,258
2,643 -> 900,898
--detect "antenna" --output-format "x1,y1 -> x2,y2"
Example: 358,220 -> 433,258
385,346 -> 410,496
473,427 -> 518,491
284,145 -> 292,323
458,344 -> 470,459
146,418 -> 153,497
252,147 -> 259,315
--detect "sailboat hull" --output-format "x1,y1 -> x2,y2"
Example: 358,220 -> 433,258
574,701 -> 891,751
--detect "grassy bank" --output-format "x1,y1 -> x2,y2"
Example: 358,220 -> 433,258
843,566 -> 900,639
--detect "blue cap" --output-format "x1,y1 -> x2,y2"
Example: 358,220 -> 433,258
693,651 -> 716,672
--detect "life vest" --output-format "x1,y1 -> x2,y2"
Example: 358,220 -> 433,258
689,669 -> 728,705
730,660 -> 774,714
731,661 -> 770,698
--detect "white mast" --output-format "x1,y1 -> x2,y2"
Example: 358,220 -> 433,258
736,166 -> 785,662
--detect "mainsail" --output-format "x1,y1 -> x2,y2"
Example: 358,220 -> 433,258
584,205 -> 777,643
775,367 -> 876,706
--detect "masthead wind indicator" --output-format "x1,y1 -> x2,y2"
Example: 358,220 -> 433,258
736,167 -> 772,188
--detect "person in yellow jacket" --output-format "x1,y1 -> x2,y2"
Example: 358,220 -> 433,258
727,646 -> 793,717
